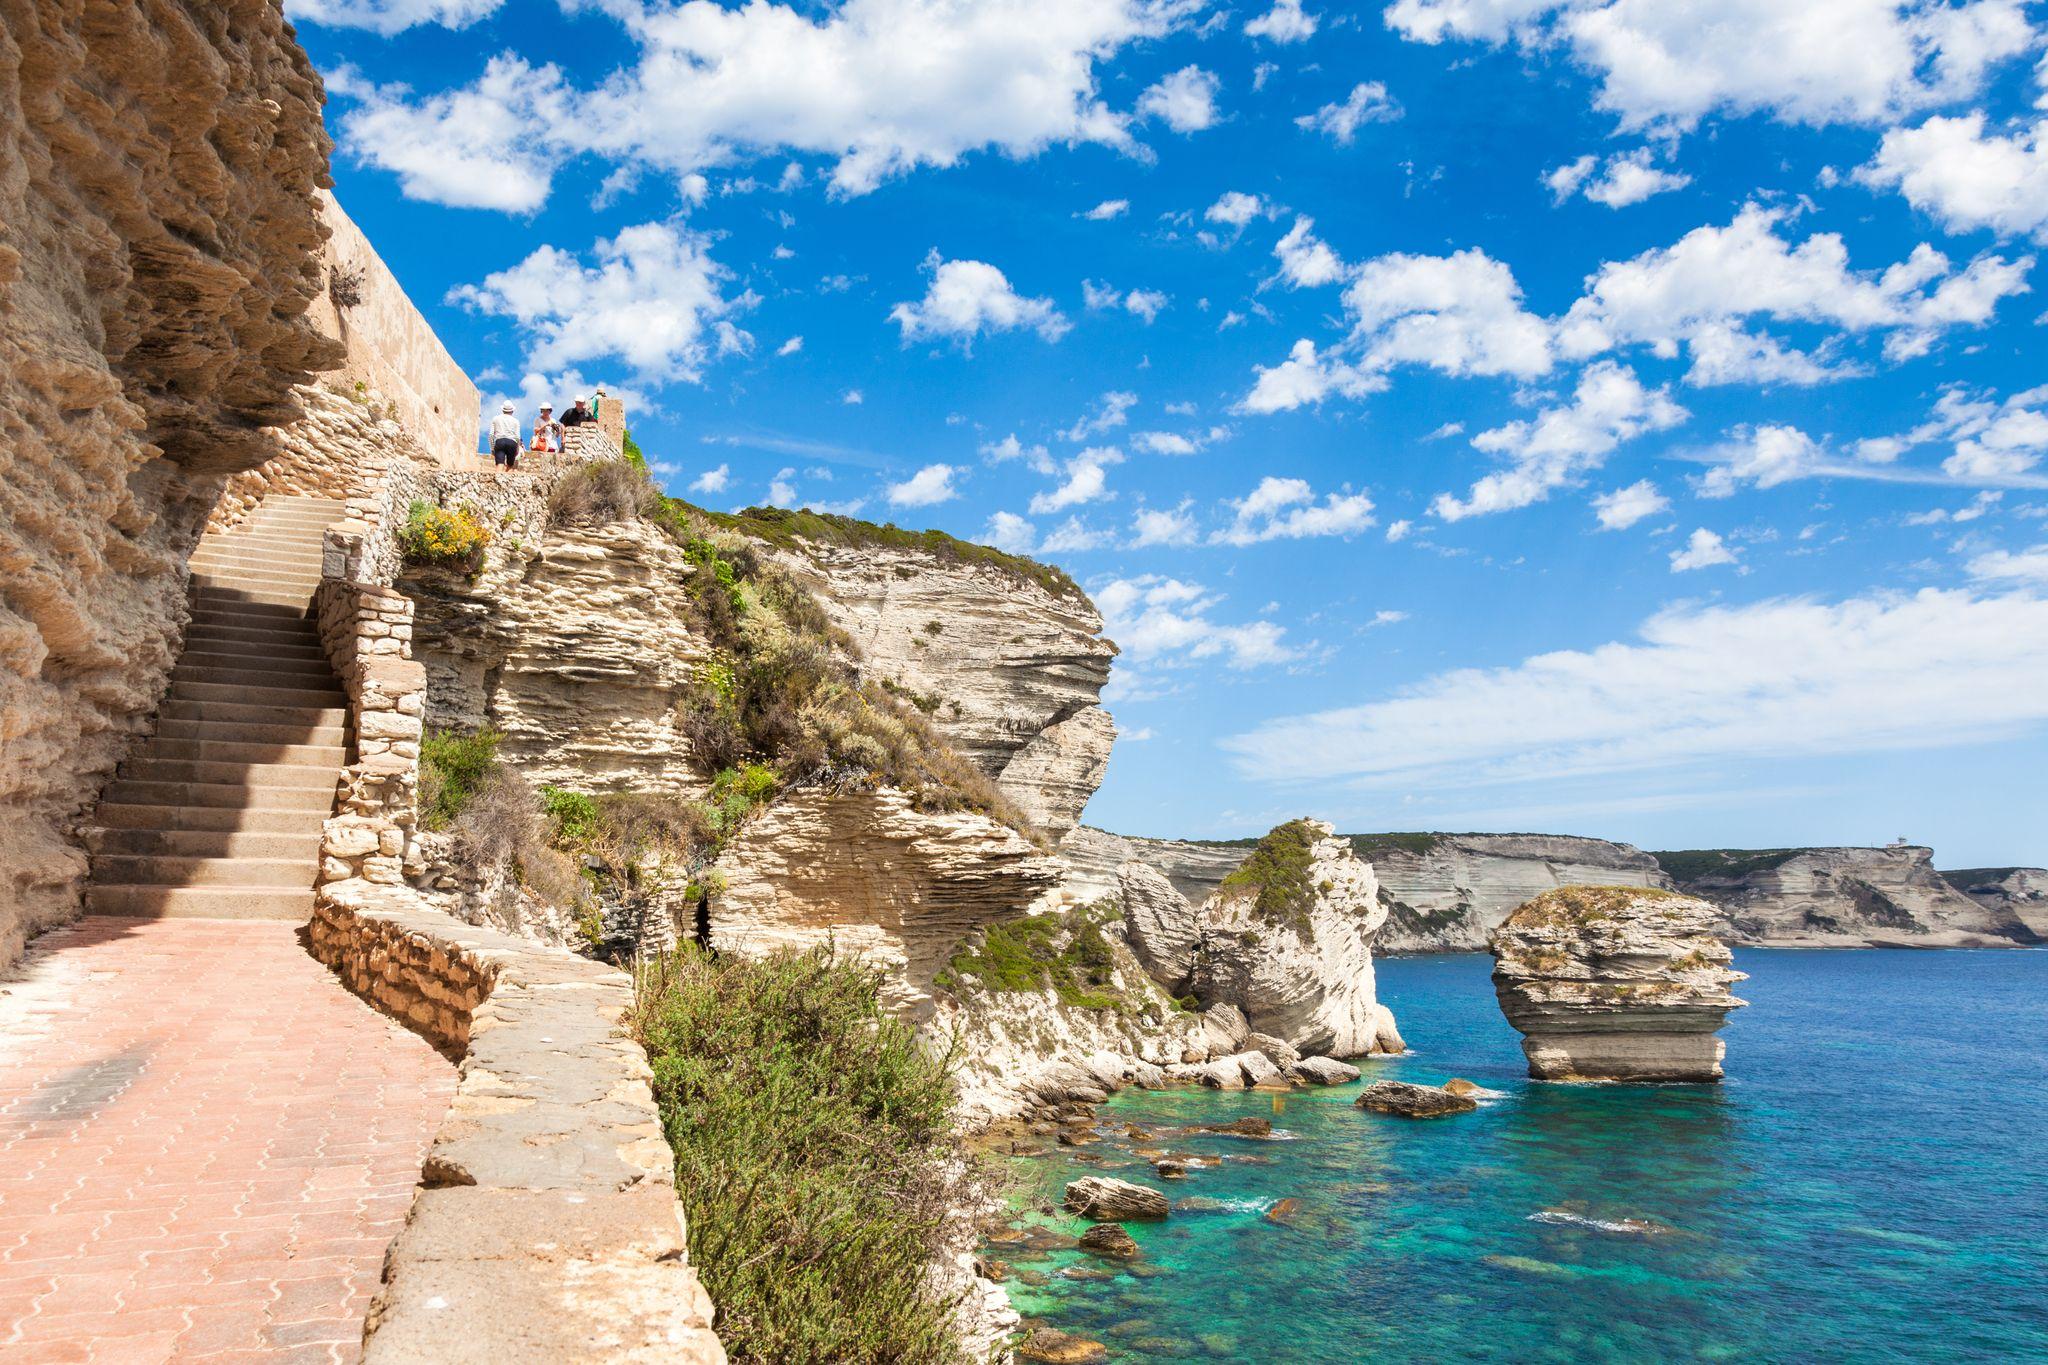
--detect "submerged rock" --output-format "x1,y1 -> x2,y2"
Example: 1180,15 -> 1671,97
1077,1223 -> 1141,1259
1490,886 -> 1748,1082
1018,1326 -> 1110,1363
1356,1080 -> 1478,1118
1292,1056 -> 1362,1085
1441,1077 -> 1479,1097
1189,1117 -> 1273,1139
1063,1176 -> 1170,1222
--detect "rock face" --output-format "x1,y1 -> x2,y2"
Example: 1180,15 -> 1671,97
772,539 -> 1116,837
1184,820 -> 1404,1059
1058,826 -> 1253,905
1491,886 -> 1748,1083
1356,1081 -> 1478,1118
1366,834 -> 1673,954
0,0 -> 338,963
1062,1177 -> 1169,1222
1942,867 -> 2048,942
1661,845 -> 2032,947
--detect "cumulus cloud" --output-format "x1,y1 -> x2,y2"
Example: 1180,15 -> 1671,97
889,251 -> 1069,346
288,0 -> 499,35
1139,66 -> 1222,133
1060,391 -> 1139,442
1859,114 -> 2048,244
690,463 -> 731,494
1273,216 -> 1349,288
1245,0 -> 1318,43
1433,361 -> 1687,519
1130,502 -> 1200,546
1296,82 -> 1401,143
1850,384 -> 2048,485
1348,247 -> 1557,379
1968,543 -> 2048,583
1084,283 -> 1169,322
1669,526 -> 1739,571
1227,585 -> 2048,791
1096,576 -> 1296,668
776,335 -> 803,356
1213,476 -> 1376,544
1030,447 -> 1122,513
1592,478 -> 1670,529
1696,424 -> 1828,496
1206,191 -> 1273,227
981,433 -> 1055,472
1040,517 -> 1113,552
1384,0 -> 2037,133
984,510 -> 1037,553
887,463 -> 960,506
449,221 -> 741,383
326,58 -> 571,210
1239,339 -> 1385,414
1082,198 -> 1131,220
336,0 -> 1196,204
1546,147 -> 1691,207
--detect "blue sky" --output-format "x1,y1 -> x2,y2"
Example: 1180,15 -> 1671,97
291,0 -> 2048,864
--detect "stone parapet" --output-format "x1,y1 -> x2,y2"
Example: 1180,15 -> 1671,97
310,880 -> 724,1362
314,576 -> 426,888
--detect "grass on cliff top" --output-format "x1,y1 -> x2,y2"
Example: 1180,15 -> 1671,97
937,899 -> 1125,1012
1508,884 -> 1693,928
1650,847 -> 1804,884
1214,818 -> 1323,927
631,947 -> 974,1365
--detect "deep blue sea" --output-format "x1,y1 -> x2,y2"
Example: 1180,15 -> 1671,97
994,950 -> 2048,1362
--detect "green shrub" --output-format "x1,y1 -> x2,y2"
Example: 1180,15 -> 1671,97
1216,818 -> 1322,927
631,947 -> 972,1365
540,786 -> 601,848
548,459 -> 657,527
943,900 -> 1125,1012
398,500 -> 493,570
418,728 -> 502,830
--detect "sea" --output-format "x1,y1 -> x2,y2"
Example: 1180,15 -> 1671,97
990,949 -> 2048,1363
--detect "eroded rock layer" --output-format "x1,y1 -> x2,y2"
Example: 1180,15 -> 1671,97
1491,886 -> 1747,1082
0,0 -> 337,961
1366,833 -> 1673,953
1941,866 -> 2048,942
1662,845 -> 2037,947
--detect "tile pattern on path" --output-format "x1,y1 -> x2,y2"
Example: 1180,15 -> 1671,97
0,918 -> 455,1362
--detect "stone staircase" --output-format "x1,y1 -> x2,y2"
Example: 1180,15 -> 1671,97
85,495 -> 350,920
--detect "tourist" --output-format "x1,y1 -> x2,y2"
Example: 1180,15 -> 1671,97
489,402 -> 520,470
560,394 -> 594,428
531,402 -> 561,454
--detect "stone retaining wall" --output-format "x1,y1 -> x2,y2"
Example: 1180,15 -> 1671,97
311,880 -> 724,1362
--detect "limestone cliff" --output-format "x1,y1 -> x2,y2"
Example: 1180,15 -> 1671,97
1059,826 -> 1253,904
0,0 -> 337,962
1365,833 -> 1673,953
1941,867 -> 2048,942
756,516 -> 1117,837
1659,845 -> 2035,948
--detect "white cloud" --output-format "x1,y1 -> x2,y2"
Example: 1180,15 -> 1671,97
1239,338 -> 1384,414
1040,517 -> 1113,552
1082,198 -> 1131,220
1905,489 -> 2004,523
768,467 -> 798,506
1669,527 -> 1739,571
1096,575 -> 1296,668
889,251 -> 1069,346
1227,585 -> 2048,789
1139,66 -> 1222,133
1273,216 -> 1349,288
1031,447 -> 1121,513
1548,147 -> 1691,207
1245,0 -> 1318,43
1433,361 -> 1687,520
1132,431 -> 1198,455
985,510 -> 1037,553
1696,424 -> 1828,496
690,463 -> 731,495
1856,384 -> 2048,485
1860,114 -> 2048,244
981,433 -> 1055,472
842,388 -> 864,404
1347,247 -> 1557,379
1214,476 -> 1376,544
1295,81 -> 1401,143
1206,191 -> 1272,227
1384,0 -> 2037,132
887,463 -> 960,506
1592,478 -> 1670,529
1060,391 -> 1139,442
1967,543 -> 2048,583
776,335 -> 804,356
327,58 -> 571,210
1130,502 -> 1200,546
449,221 -> 739,383
287,0 -> 499,35
1385,518 -> 1414,542
1123,288 -> 1170,323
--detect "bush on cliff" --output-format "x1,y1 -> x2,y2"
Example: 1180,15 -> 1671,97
398,499 -> 492,570
418,727 -> 501,830
938,899 -> 1124,1012
1216,818 -> 1322,927
547,458 -> 658,527
631,947 -> 974,1365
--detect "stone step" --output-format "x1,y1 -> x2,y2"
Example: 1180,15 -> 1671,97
188,591 -> 316,621
100,779 -> 336,811
171,664 -> 343,696
93,802 -> 330,834
170,678 -> 344,710
191,582 -> 320,607
184,618 -> 324,648
155,716 -> 347,746
158,697 -> 347,729
87,853 -> 316,889
195,531 -> 329,552
180,631 -> 328,660
138,737 -> 346,767
123,756 -> 341,787
189,553 -> 326,577
191,563 -> 323,584
87,827 -> 324,859
177,650 -> 338,680
85,885 -> 314,921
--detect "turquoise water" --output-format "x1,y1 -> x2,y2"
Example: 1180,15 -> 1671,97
993,950 -> 2048,1362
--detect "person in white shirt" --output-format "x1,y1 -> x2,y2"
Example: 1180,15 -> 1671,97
531,403 -> 562,455
489,402 -> 521,469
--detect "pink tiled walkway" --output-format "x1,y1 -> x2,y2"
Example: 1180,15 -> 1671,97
0,919 -> 455,1363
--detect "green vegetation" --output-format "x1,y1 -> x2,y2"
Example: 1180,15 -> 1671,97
418,728 -> 502,830
1650,848 -> 1804,884
938,900 -> 1124,1012
631,947 -> 973,1365
1215,818 -> 1323,927
1508,884 -> 1691,928
1346,832 -> 1444,858
621,428 -> 646,470
695,503 -> 1085,604
398,500 -> 493,570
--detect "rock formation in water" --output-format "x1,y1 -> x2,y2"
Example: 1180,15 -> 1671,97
1941,866 -> 2048,942
1490,886 -> 1748,1082
1182,820 -> 1405,1059
1356,1080 -> 1478,1118
1658,845 -> 2035,948
1366,833 -> 1672,953
0,0 -> 339,963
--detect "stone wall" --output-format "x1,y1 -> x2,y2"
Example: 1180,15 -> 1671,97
314,575 -> 427,889
306,192 -> 482,468
309,881 -> 725,1363
0,0 -> 338,965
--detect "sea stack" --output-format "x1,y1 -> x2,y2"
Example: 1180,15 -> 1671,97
1490,886 -> 1747,1082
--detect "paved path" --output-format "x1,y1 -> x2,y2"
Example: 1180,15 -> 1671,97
0,919 -> 454,1362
